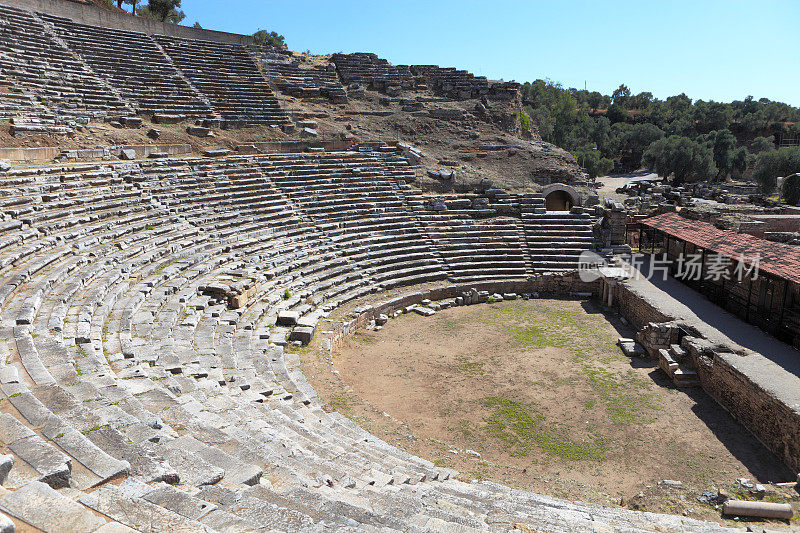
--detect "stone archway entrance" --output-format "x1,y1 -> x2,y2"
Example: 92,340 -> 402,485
541,184 -> 580,211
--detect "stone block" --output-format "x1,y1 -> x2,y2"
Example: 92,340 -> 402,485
0,512 -> 11,533
202,149 -> 231,157
152,114 -> 186,124
120,117 -> 142,128
119,149 -> 136,160
186,126 -> 212,137
0,455 -> 13,485
276,311 -> 300,326
1,481 -> 106,532
289,326 -> 315,345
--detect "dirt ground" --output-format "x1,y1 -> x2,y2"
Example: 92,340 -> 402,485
298,297 -> 799,527
294,92 -> 586,193
0,117 -> 290,151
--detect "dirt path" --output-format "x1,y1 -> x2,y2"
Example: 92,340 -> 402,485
299,297 -> 798,525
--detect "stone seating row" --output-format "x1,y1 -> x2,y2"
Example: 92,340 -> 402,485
154,35 -> 291,128
40,13 -> 216,120
419,215 -> 531,281
1,5 -> 291,127
259,57 -> 348,103
0,5 -> 132,120
522,211 -> 596,272
0,152 -> 737,532
0,89 -> 56,124
410,64 -> 490,100
331,52 -> 415,92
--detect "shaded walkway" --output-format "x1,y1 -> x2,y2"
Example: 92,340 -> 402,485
623,256 -> 800,406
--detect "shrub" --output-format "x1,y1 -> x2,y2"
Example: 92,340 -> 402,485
253,30 -> 287,50
519,111 -> 531,132
783,173 -> 800,205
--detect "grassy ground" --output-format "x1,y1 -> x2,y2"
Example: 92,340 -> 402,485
296,297 -> 798,526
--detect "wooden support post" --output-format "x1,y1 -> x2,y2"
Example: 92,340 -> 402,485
778,280 -> 790,334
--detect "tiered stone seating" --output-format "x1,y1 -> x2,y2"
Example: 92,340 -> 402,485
0,86 -> 71,136
264,151 -> 449,289
0,5 -> 131,120
523,211 -> 595,272
420,216 -> 530,281
410,64 -> 490,99
154,35 -> 291,128
331,52 -> 414,92
489,80 -> 522,100
0,153 -> 736,531
262,59 -> 348,103
0,87 -> 51,121
40,14 -> 217,120
399,189 -> 532,281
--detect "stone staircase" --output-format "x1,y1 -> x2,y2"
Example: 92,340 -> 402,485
522,211 -> 595,273
659,344 -> 701,387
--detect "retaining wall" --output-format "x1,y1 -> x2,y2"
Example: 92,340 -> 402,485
611,279 -> 800,474
0,0 -> 252,44
613,281 -> 673,330
684,337 -> 800,473
327,274 -> 600,352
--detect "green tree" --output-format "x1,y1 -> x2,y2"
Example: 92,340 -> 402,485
664,116 -> 697,138
699,129 -> 744,179
141,0 -> 184,22
253,30 -> 287,49
693,100 -> 734,133
605,104 -> 628,124
752,150 -> 782,193
642,135 -> 717,184
782,173 -> 800,205
619,123 -> 664,169
749,135 -> 775,154
752,147 -> 800,194
586,91 -> 604,111
611,84 -> 631,108
665,93 -> 692,117
574,147 -> 614,179
629,91 -> 654,110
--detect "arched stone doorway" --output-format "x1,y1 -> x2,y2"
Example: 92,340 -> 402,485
541,183 -> 580,211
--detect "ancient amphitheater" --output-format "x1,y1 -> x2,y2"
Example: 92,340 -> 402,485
0,1 -> 797,531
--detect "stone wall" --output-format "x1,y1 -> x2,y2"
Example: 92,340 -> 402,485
612,282 -> 673,330
683,336 -> 800,473
740,215 -> 800,238
636,322 -> 681,357
604,210 -> 627,245
1,0 -> 252,44
610,279 -> 800,473
327,274 -> 600,351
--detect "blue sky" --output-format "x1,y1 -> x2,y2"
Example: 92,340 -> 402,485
183,0 -> 800,106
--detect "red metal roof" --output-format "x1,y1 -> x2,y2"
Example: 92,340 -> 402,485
641,212 -> 800,284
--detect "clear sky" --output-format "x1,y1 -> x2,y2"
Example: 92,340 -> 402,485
183,0 -> 800,106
